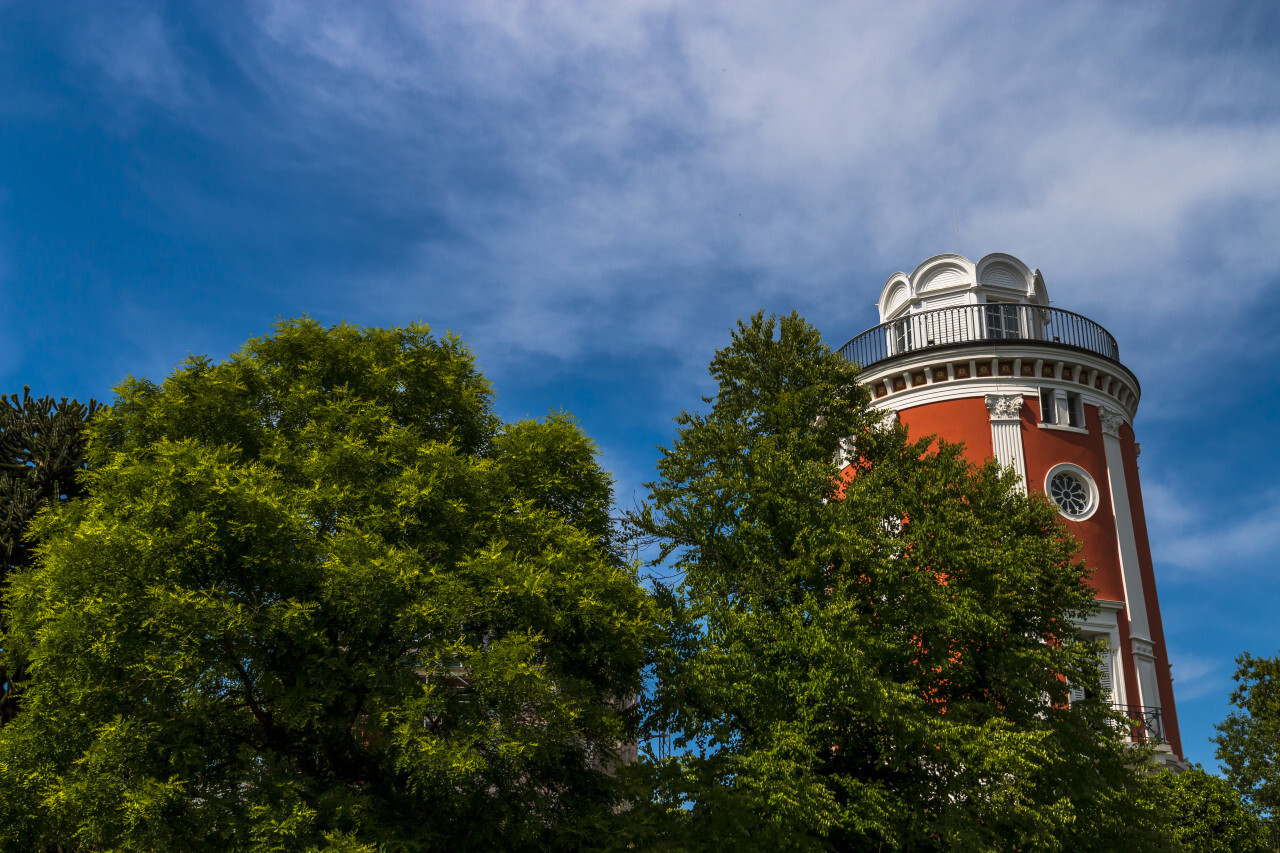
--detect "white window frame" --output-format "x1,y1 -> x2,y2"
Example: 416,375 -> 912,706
1045,462 -> 1100,522
1071,600 -> 1128,709
983,300 -> 1023,341
1038,387 -> 1087,433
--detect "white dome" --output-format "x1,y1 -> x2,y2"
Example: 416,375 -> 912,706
877,253 -> 1049,323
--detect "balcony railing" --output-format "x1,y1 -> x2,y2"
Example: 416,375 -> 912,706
1116,704 -> 1164,744
838,303 -> 1120,369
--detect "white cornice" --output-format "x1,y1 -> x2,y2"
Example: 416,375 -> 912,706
858,344 -> 1138,388
870,381 -> 1137,425
860,346 -> 1140,423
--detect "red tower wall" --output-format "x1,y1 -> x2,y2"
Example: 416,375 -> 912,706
852,251 -> 1181,764
893,392 -> 1181,758
896,397 -> 992,464
1020,398 -> 1126,603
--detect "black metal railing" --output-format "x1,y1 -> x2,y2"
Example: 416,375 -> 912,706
1116,704 -> 1164,743
838,303 -> 1120,368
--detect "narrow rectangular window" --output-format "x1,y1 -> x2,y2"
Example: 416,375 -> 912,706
984,303 -> 1021,341
1067,392 -> 1083,428
1069,638 -> 1115,707
893,319 -> 913,353
1039,388 -> 1057,424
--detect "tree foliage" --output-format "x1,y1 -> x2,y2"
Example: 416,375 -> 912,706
0,320 -> 654,851
1215,651 -> 1280,846
1146,767 -> 1270,852
624,311 -> 1164,851
0,387 -> 99,579
0,388 -> 99,723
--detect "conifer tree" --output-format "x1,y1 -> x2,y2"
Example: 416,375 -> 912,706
0,388 -> 99,577
0,388 -> 98,722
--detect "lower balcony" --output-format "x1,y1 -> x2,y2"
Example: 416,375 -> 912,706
1114,704 -> 1164,744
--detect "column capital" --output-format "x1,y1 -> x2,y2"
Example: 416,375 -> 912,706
1099,406 -> 1126,437
984,393 -> 1024,423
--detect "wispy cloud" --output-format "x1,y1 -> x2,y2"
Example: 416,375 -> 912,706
1167,650 -> 1227,704
1147,481 -> 1280,576
70,4 -> 195,112
194,1 -> 1280,383
3,0 -> 1276,425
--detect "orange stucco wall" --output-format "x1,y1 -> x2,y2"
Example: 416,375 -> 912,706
1022,398 -> 1127,604
896,397 -> 993,464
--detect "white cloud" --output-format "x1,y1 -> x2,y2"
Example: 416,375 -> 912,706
1147,482 -> 1280,575
232,3 -> 1277,354
71,5 -> 193,111
41,1 -> 1280,405
1167,650 -> 1227,703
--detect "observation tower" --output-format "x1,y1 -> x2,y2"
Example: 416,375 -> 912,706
839,252 -> 1183,766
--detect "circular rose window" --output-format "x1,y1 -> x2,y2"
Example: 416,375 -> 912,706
1044,464 -> 1099,521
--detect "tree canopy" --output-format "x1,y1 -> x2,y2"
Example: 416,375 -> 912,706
0,319 -> 654,851
1215,651 -> 1280,846
625,311 -> 1163,851
1146,766 -> 1270,852
0,312 -> 1216,850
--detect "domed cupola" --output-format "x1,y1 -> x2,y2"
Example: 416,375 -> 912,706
878,253 -> 1049,321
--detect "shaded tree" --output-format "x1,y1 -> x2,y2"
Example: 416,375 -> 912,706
0,387 -> 99,578
0,387 -> 98,722
1146,766 -> 1270,852
0,320 -> 654,851
623,311 -> 1165,851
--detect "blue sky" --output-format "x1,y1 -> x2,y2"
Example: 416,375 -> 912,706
2,0 -> 1278,770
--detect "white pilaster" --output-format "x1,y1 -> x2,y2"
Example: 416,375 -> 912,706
1099,406 -> 1160,711
984,394 -> 1027,493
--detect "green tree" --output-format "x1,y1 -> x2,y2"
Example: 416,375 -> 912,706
1215,652 -> 1280,846
0,388 -> 99,722
1146,767 -> 1270,852
0,319 -> 654,851
0,387 -> 99,579
624,311 -> 1164,851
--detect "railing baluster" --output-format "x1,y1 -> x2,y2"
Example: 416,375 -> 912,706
838,305 -> 1121,370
